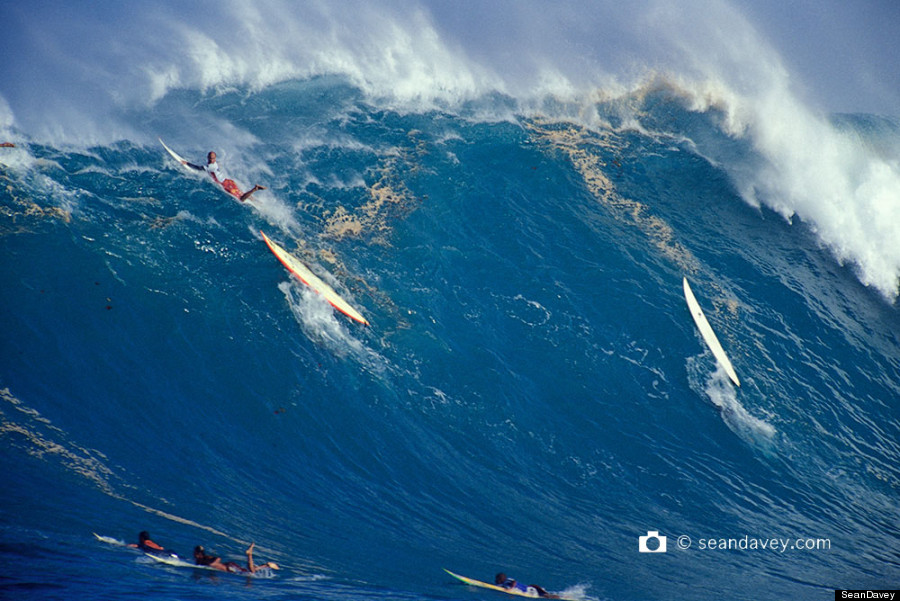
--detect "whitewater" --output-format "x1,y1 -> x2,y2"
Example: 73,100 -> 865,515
1,2 -> 899,600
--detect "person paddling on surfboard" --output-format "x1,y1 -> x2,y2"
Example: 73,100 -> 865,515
184,151 -> 266,202
193,542 -> 279,574
127,531 -> 178,557
495,573 -> 559,599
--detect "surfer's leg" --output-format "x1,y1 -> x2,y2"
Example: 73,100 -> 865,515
245,542 -> 257,573
244,542 -> 278,572
239,185 -> 266,202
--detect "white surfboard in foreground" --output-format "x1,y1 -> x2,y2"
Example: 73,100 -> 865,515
683,277 -> 740,387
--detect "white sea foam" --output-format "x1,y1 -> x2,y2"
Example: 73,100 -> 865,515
4,1 -> 896,132
278,280 -> 385,376
686,356 -> 776,448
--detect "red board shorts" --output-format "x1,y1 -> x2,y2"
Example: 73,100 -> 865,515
220,179 -> 243,199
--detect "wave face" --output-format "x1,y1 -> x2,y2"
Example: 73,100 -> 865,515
2,3 -> 900,600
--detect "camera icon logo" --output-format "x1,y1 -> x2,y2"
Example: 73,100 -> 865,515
638,531 -> 667,553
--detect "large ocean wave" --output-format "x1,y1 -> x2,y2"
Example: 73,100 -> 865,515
3,1 -> 897,300
2,2 -> 900,600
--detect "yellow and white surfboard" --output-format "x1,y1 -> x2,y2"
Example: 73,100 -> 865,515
261,231 -> 369,326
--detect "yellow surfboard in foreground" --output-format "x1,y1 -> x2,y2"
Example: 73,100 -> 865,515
444,569 -> 578,601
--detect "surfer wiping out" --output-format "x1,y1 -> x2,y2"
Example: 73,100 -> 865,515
183,151 -> 266,202
193,542 -> 279,574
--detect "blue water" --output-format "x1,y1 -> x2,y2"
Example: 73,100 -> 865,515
2,26 -> 900,601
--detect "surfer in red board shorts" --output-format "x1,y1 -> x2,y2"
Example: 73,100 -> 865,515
184,151 -> 265,202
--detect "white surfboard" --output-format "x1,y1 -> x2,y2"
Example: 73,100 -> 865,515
159,138 -> 191,171
144,553 -> 211,570
261,231 -> 370,326
683,277 -> 740,387
93,533 -> 126,546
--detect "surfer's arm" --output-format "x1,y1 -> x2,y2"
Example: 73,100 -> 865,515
184,161 -> 222,182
